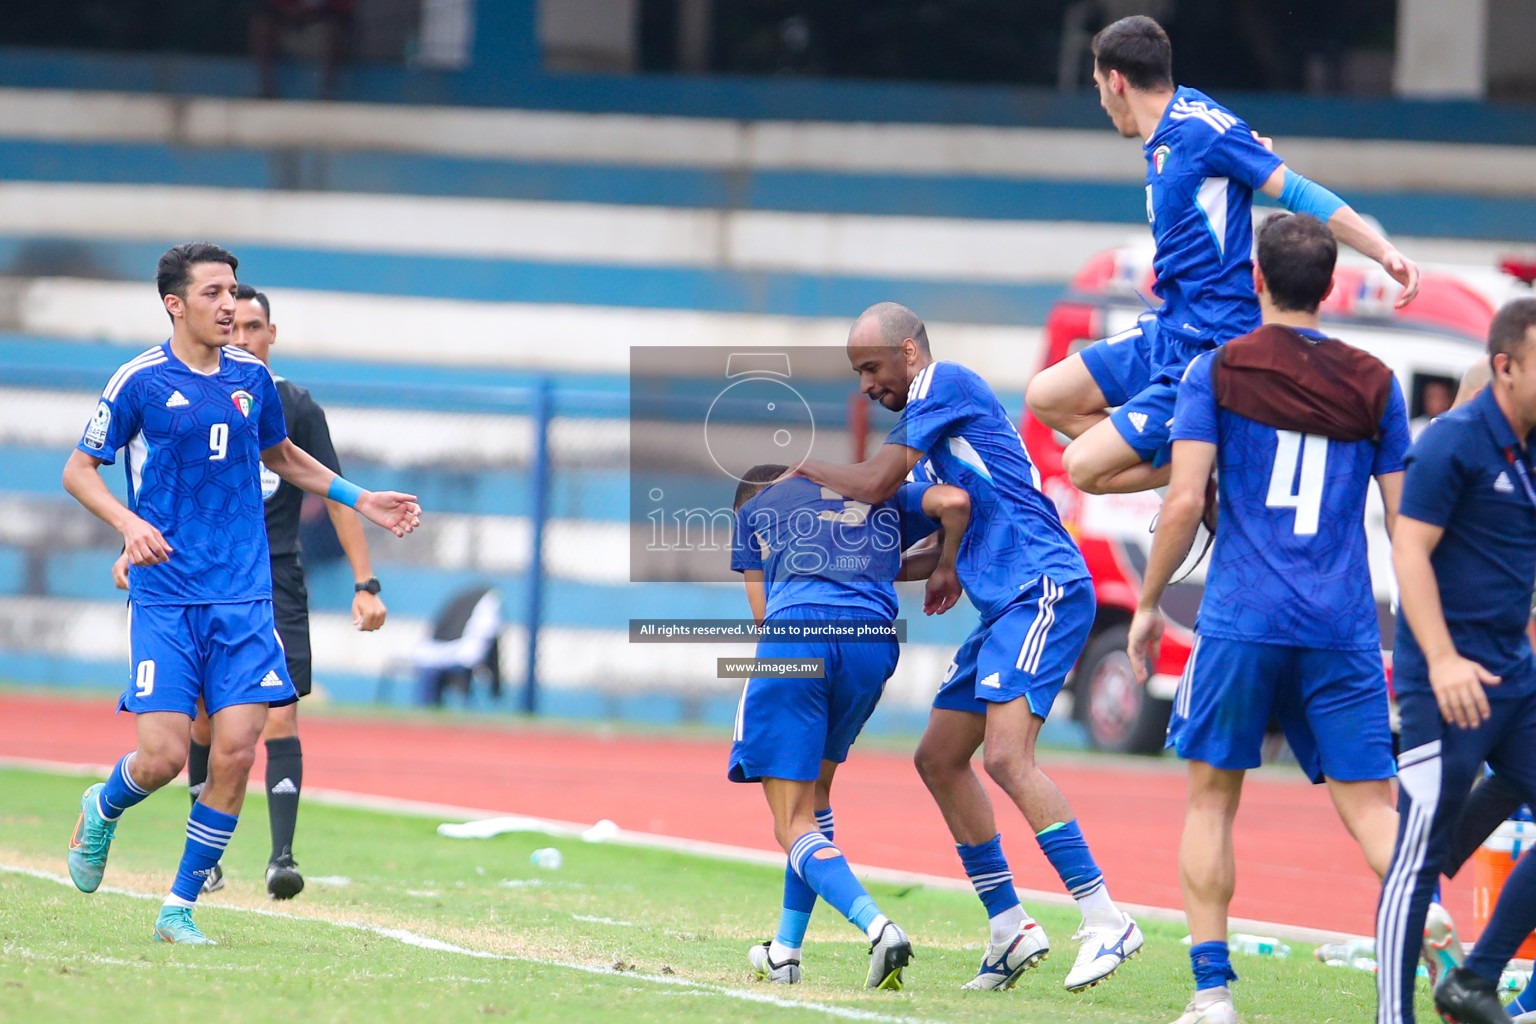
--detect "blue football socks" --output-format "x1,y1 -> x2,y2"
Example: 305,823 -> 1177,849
772,808 -> 834,958
790,831 -> 886,940
1190,940 -> 1239,991
957,833 -> 1027,944
1038,819 -> 1118,923
98,753 -> 150,820
167,802 -> 238,905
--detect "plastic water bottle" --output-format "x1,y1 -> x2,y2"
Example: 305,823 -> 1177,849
1501,968 -> 1532,992
530,847 -> 563,870
1230,933 -> 1291,958
1315,939 -> 1375,962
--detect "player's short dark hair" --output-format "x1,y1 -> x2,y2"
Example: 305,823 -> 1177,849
1489,298 -> 1536,365
1092,16 -> 1174,91
734,464 -> 788,510
1256,212 -> 1337,314
236,282 -> 272,322
156,242 -> 238,300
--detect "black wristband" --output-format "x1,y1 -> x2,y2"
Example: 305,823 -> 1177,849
355,577 -> 381,595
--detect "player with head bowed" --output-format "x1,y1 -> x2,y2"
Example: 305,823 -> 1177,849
784,302 -> 1142,994
730,460 -> 972,990
1026,14 -> 1418,497
1128,213 -> 1413,1024
64,243 -> 420,944
1378,296 -> 1536,1024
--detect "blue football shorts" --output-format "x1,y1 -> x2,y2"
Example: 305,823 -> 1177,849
1166,635 -> 1395,783
122,600 -> 297,716
932,575 -> 1095,719
728,608 -> 899,784
1079,319 -> 1199,467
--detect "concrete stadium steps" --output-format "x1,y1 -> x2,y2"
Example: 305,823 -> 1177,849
4,87 -> 1536,199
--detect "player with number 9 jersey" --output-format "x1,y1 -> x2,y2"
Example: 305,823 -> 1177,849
84,342 -> 288,609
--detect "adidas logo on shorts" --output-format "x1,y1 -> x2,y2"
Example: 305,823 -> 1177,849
166,390 -> 190,408
259,670 -> 284,687
1128,411 -> 1148,433
979,672 -> 1001,688
270,778 -> 298,795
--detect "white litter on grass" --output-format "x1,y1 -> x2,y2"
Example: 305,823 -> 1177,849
308,876 -> 352,886
2,862 -> 951,1024
406,890 -> 441,898
581,819 -> 620,843
437,816 -> 573,840
497,878 -> 545,889
571,914 -> 636,927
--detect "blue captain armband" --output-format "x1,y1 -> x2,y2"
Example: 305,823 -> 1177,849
1278,169 -> 1346,223
327,476 -> 365,508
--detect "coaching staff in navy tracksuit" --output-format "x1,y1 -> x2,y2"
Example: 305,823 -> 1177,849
1376,297 -> 1536,1024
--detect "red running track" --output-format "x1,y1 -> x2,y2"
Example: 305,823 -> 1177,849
0,691 -> 1473,938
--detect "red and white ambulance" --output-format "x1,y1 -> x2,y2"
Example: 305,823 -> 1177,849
1024,240 -> 1535,753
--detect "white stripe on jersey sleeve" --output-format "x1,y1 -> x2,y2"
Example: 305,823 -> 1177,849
102,348 -> 167,402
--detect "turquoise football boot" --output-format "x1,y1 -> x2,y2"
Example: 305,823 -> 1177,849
153,906 -> 216,945
67,783 -> 118,893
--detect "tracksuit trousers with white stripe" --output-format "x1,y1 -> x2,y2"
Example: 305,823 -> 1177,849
1376,680 -> 1536,1024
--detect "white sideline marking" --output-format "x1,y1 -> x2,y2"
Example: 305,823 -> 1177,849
572,914 -> 637,927
0,862 -> 946,1024
0,753 -> 1368,945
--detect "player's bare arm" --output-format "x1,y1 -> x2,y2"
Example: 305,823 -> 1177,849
921,483 -> 969,616
62,449 -> 173,566
1258,164 -> 1420,307
324,499 -> 387,629
787,443 -> 923,506
1393,515 -> 1501,728
1127,439 -> 1216,683
1375,471 -> 1405,539
741,569 -> 767,626
260,439 -> 421,537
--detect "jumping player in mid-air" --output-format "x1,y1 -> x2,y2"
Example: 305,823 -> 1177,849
64,243 -> 420,943
1025,14 -> 1419,497
731,462 -> 971,990
788,302 -> 1142,994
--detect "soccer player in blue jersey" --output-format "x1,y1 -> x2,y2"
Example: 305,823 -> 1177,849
1026,14 -> 1419,497
788,303 -> 1143,993
1127,214 -> 1409,1024
62,243 -> 420,944
730,462 -> 971,989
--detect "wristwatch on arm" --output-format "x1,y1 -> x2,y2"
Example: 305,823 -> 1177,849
355,577 -> 382,595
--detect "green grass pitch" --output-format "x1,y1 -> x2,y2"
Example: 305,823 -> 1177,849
0,766 -> 1429,1023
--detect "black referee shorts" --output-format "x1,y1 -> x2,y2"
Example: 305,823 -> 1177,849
271,552 -> 313,698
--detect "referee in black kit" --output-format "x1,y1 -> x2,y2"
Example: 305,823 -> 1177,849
114,284 -> 386,899
1377,298 -> 1536,1024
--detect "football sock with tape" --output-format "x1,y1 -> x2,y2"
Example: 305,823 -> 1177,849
1190,940 -> 1238,991
790,832 -> 886,939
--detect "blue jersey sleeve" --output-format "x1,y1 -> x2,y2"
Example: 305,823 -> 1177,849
1203,119 -> 1284,191
1372,378 -> 1411,476
887,363 -> 968,455
731,504 -> 764,574
77,377 -> 143,465
255,367 -> 288,450
1398,418 -> 1466,528
1169,352 -> 1219,444
895,481 -> 939,549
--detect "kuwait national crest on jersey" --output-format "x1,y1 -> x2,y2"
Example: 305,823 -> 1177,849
230,390 -> 254,417
1152,144 -> 1171,174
